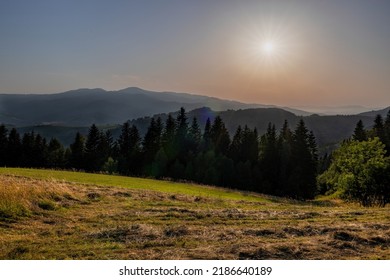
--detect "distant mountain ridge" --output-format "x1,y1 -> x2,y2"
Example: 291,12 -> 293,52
0,87 -> 313,126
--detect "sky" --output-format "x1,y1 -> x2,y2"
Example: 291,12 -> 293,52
0,0 -> 389,109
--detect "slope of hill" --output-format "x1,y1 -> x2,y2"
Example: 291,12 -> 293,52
0,87 -> 312,126
358,106 -> 390,117
125,107 -> 377,152
0,168 -> 389,260
10,106 -> 381,150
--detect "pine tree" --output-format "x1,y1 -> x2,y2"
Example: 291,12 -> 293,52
259,123 -> 279,194
98,130 -> 113,168
69,132 -> 85,170
188,117 -> 201,153
277,120 -> 293,196
7,128 -> 22,167
372,114 -> 385,144
21,132 -> 35,167
0,125 -> 7,166
352,120 -> 367,141
117,122 -> 141,175
84,124 -> 102,171
175,107 -> 189,164
384,110 -> 390,154
33,133 -> 47,167
201,118 -> 212,152
229,125 -> 243,162
161,114 -> 177,174
143,117 -> 163,175
210,116 -> 230,155
47,138 -> 65,168
289,119 -> 318,199
241,126 -> 259,164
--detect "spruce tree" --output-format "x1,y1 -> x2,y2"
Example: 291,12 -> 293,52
117,122 -> 141,175
277,120 -> 293,196
143,117 -> 163,175
384,110 -> 390,154
161,114 -> 176,157
372,114 -> 385,143
289,119 -> 318,199
0,125 -> 7,166
201,118 -> 212,152
188,117 -> 201,153
69,132 -> 85,170
352,120 -> 367,141
21,132 -> 35,167
260,123 -> 279,194
84,124 -> 102,171
229,125 -> 243,162
47,138 -> 65,168
175,107 -> 189,164
7,128 -> 22,167
210,116 -> 230,155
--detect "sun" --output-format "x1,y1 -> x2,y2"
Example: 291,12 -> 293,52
262,41 -> 276,55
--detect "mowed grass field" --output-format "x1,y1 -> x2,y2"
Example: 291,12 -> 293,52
0,168 -> 389,260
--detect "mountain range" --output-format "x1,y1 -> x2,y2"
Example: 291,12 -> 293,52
0,87 -> 312,126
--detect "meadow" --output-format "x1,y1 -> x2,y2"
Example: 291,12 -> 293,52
0,168 -> 389,259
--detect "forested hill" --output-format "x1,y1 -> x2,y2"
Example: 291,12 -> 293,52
10,107 -> 382,151
126,107 -> 377,151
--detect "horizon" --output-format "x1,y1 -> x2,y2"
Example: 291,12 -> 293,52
1,1 -> 389,109
0,85 -> 386,115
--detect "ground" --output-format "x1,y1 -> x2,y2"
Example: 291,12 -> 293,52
0,168 -> 389,260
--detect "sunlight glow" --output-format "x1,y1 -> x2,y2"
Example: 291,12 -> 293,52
262,41 -> 276,55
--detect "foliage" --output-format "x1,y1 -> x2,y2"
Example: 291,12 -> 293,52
318,138 -> 389,207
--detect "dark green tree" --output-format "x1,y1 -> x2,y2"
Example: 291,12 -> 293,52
277,120 -> 293,195
161,114 -> 176,162
210,116 -> 230,155
143,117 -> 163,175
372,114 -> 386,144
0,125 -> 7,166
288,119 -> 318,199
47,138 -> 65,168
7,128 -> 22,167
69,132 -> 85,170
259,123 -> 279,194
384,110 -> 390,154
84,124 -> 102,171
188,117 -> 201,153
201,118 -> 212,152
229,125 -> 243,162
117,123 -> 141,175
174,107 -> 189,164
352,120 -> 367,141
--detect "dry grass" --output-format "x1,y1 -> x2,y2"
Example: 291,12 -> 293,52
0,173 -> 389,260
0,175 -> 77,220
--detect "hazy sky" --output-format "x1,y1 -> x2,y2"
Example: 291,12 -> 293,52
1,0 -> 389,108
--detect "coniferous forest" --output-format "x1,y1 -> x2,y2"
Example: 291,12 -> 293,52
1,107 -> 390,203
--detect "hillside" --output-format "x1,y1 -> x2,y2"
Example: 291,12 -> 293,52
126,107 -> 377,152
10,106 -> 380,151
0,168 -> 389,260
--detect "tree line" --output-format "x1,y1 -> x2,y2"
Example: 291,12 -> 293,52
0,107 -> 319,200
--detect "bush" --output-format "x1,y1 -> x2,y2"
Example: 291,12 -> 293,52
318,138 -> 389,207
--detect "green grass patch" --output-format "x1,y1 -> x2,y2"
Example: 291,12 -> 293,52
0,168 -> 270,203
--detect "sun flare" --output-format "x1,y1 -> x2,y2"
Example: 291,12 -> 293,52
262,41 -> 276,55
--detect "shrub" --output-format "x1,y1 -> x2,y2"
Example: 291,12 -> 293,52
318,138 -> 389,207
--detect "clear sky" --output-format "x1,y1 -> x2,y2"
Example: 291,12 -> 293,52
0,0 -> 389,108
